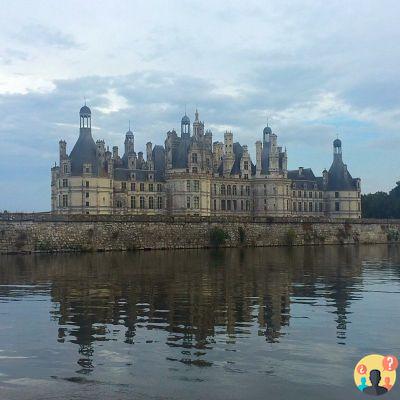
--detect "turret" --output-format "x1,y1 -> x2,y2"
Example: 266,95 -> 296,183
223,131 -> 234,176
124,125 -> 135,156
59,140 -> 67,161
112,146 -> 119,160
181,113 -> 190,139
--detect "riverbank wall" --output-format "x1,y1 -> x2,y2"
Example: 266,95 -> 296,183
1,214 -> 400,254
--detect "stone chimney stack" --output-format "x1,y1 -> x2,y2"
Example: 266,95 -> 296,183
256,141 -> 262,176
112,146 -> 119,160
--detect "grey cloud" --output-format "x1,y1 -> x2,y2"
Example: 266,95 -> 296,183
16,24 -> 79,49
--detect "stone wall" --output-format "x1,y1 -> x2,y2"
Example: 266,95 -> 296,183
1,214 -> 399,254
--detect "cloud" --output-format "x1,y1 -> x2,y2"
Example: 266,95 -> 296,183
1,1 -> 400,210
16,24 -> 79,49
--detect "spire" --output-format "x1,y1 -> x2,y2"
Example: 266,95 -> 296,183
195,108 -> 199,121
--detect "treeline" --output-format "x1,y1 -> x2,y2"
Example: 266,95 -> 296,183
362,182 -> 400,218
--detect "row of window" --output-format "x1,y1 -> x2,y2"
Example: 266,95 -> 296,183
293,190 -> 324,199
187,180 -> 200,192
293,202 -> 324,213
116,196 -> 163,209
213,184 -> 251,196
187,196 -> 200,209
216,199 -> 251,211
121,182 -> 163,192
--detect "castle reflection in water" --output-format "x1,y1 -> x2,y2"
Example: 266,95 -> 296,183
1,246 -> 399,374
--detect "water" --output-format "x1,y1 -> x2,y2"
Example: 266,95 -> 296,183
0,245 -> 399,399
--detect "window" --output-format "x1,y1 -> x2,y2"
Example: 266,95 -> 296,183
85,192 -> 89,198
186,196 -> 191,209
192,153 -> 198,163
149,183 -> 154,192
319,192 -> 323,199
213,199 -> 217,210
241,200 -> 244,211
213,184 -> 217,195
298,202 -> 302,212
246,186 -> 250,196
335,192 -> 339,198
62,179 -> 68,188
232,185 -> 237,195
63,164 -> 68,174
194,196 -> 199,209
85,167 -> 90,173
244,161 -> 249,170
116,200 -> 122,208
192,167 -> 198,173
264,184 -> 267,196
221,185 -> 226,195
358,202 -> 361,211
131,196 -> 136,209
273,187 -> 277,195
246,200 -> 250,211
298,191 -> 301,197
233,199 -> 237,210
131,182 -> 136,191
335,202 -> 340,211
303,191 -> 307,198
227,185 -> 231,195
304,202 -> 307,211
309,202 -> 313,212
140,196 -> 145,209
122,182 -> 127,190
187,180 -> 191,191
140,183 -> 145,191
240,186 -> 244,196
157,197 -> 163,209
149,196 -> 154,209
293,202 -> 297,211
221,200 -> 226,210
244,174 -> 248,179
62,194 -> 68,207
319,202 -> 323,212
293,191 -> 296,197
309,191 -> 313,198
227,200 -> 231,210
194,180 -> 199,192
157,183 -> 162,192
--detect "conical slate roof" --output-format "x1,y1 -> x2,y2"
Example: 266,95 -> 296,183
69,130 -> 98,175
327,155 -> 356,191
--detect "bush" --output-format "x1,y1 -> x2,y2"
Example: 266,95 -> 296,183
284,228 -> 297,246
210,227 -> 229,248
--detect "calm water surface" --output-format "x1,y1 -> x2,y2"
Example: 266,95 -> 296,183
0,245 -> 400,399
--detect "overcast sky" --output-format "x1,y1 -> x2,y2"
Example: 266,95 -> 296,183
1,0 -> 399,211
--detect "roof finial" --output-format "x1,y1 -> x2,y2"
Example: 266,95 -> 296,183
184,104 -> 187,116
84,96 -> 86,106
129,120 -> 131,131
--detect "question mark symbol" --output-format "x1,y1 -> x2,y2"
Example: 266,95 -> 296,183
388,357 -> 394,370
383,355 -> 398,371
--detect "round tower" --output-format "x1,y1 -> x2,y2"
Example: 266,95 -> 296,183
181,113 -> 190,139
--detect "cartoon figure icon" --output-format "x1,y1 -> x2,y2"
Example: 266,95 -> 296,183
354,354 -> 398,396
358,377 -> 368,391
383,377 -> 392,391
363,370 -> 388,396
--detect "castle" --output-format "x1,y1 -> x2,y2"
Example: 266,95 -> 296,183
51,105 -> 361,218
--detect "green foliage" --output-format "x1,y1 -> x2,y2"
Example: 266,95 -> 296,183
362,182 -> 400,218
210,227 -> 229,247
387,228 -> 400,241
284,228 -> 297,246
238,226 -> 246,244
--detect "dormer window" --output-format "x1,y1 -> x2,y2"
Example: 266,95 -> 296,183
192,153 -> 198,164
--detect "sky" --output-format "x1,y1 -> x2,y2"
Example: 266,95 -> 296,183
0,0 -> 399,211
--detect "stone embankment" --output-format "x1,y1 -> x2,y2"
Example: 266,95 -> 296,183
0,213 -> 399,254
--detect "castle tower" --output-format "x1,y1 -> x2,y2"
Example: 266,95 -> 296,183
333,138 -> 342,161
223,131 -> 234,176
193,109 -> 204,138
124,122 -> 135,156
181,113 -> 190,139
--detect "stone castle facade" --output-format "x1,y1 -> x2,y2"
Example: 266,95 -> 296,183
51,105 -> 361,218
